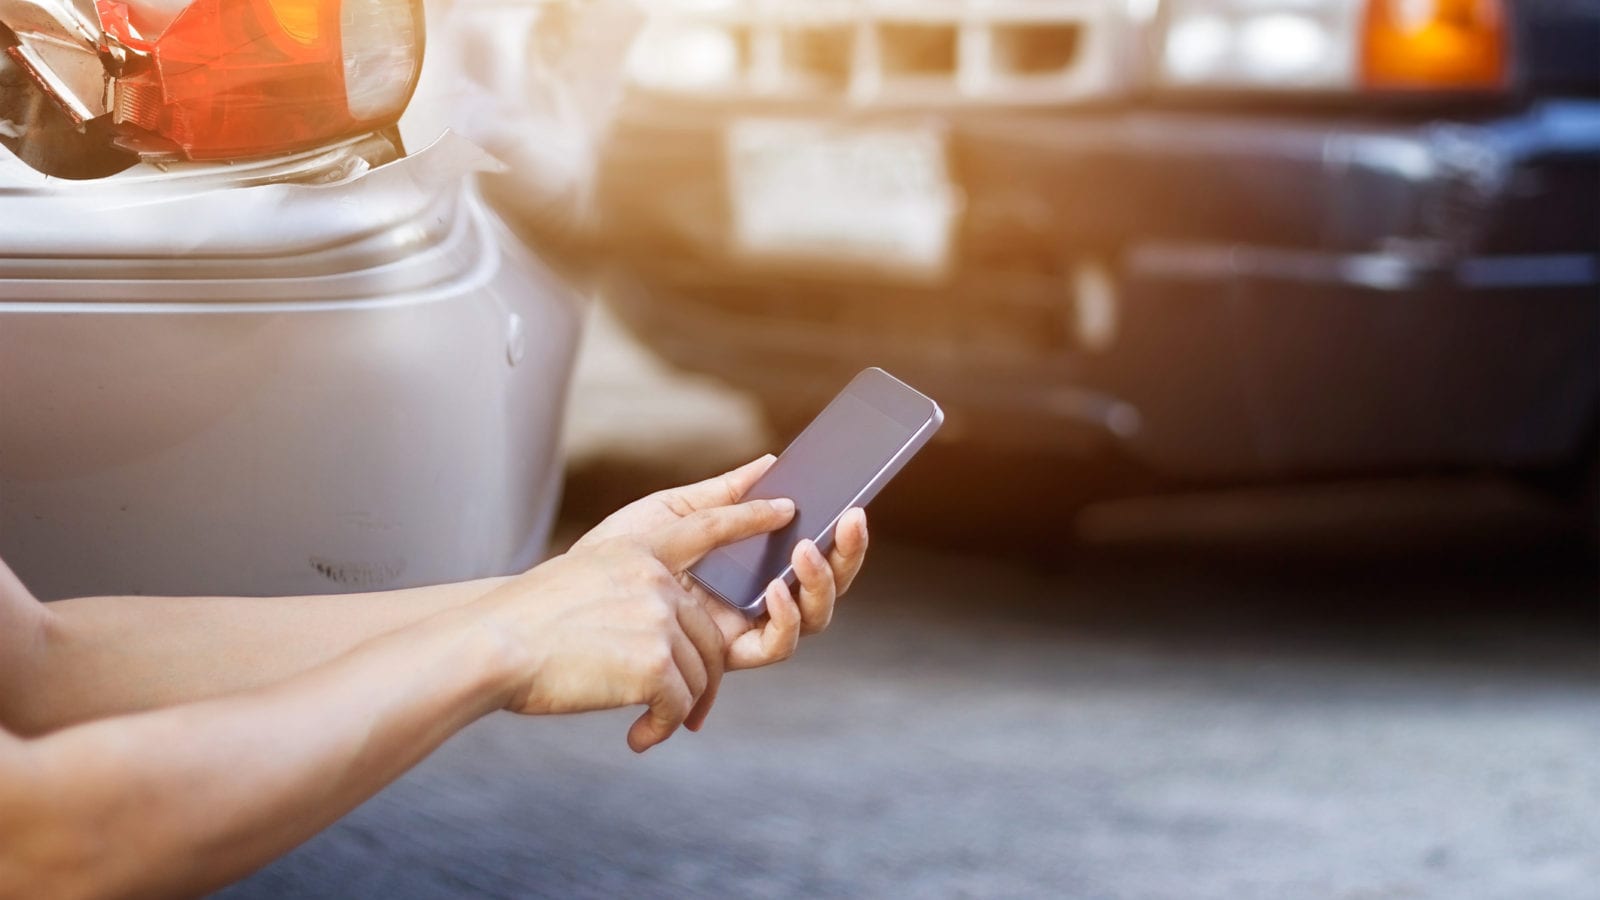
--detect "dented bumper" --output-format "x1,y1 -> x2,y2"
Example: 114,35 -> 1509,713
0,136 -> 585,599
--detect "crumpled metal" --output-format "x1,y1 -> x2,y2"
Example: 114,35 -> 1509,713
0,0 -> 124,122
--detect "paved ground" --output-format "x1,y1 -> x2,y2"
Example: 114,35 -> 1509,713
219,307 -> 1600,900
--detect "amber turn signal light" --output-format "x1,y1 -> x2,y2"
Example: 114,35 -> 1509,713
1362,0 -> 1507,91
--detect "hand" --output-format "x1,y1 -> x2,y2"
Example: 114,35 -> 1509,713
575,456 -> 871,677
476,496 -> 795,752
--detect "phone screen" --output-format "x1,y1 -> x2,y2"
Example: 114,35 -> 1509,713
690,369 -> 940,614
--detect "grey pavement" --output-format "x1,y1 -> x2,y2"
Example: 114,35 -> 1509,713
217,305 -> 1600,899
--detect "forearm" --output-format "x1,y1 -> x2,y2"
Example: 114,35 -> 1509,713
0,603 -> 517,900
7,577 -> 510,735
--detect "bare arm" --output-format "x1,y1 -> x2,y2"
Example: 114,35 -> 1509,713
3,456 -> 868,737
0,497 -> 806,900
0,602 -> 512,900
3,574 -> 509,735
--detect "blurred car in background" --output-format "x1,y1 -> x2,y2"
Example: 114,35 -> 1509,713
0,0 -> 583,599
576,0 -> 1599,512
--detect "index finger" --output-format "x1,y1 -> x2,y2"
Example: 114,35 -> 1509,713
648,497 -> 796,571
660,454 -> 777,512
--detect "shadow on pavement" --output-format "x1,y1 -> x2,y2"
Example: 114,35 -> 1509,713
562,454 -> 1599,685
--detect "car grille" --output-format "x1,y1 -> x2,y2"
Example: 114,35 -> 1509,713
654,0 -> 1121,106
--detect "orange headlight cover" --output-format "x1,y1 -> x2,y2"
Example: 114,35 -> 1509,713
101,0 -> 419,159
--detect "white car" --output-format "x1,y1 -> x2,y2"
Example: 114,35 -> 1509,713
0,0 -> 584,599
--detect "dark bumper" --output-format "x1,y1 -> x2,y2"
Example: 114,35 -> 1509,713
594,99 -> 1600,478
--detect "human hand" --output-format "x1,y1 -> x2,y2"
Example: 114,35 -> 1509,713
574,456 -> 870,680
477,496 -> 795,751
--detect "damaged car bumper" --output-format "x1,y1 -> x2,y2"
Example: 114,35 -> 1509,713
0,134 -> 585,599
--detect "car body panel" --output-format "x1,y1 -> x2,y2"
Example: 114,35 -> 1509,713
0,135 -> 585,599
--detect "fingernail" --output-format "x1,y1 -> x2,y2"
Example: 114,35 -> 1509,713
804,540 -> 825,566
770,498 -> 795,515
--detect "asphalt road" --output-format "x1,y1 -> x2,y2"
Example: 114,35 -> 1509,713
219,307 -> 1599,900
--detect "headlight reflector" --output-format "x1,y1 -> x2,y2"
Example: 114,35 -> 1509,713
1157,0 -> 1508,94
1158,0 -> 1359,90
626,20 -> 743,91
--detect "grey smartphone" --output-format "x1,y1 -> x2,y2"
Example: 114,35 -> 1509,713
689,367 -> 943,617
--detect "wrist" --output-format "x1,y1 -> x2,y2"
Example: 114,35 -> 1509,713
457,581 -> 543,714
400,599 -> 526,721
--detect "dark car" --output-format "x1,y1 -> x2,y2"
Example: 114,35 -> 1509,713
578,0 -> 1599,512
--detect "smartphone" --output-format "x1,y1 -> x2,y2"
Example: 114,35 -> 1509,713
690,367 -> 943,617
